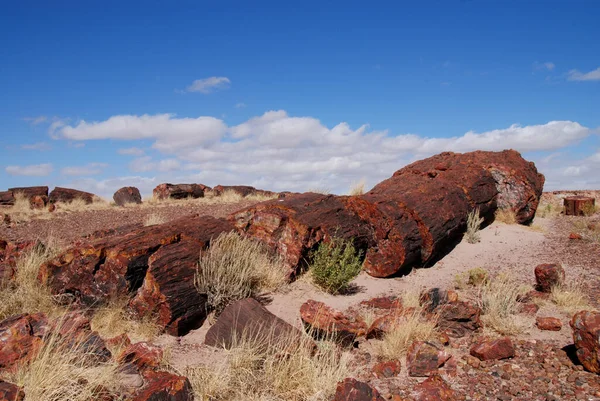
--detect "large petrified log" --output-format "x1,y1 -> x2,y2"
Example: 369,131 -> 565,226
152,183 -> 209,200
213,185 -> 276,198
564,196 -> 595,216
0,187 -> 49,206
49,187 -> 96,204
39,215 -> 233,309
231,150 -> 544,278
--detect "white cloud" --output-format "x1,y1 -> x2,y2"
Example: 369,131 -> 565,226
55,111 -> 593,194
21,142 -> 52,151
118,147 -> 145,156
63,176 -> 160,200
567,67 -> 600,81
5,163 -> 53,176
235,102 -> 247,109
61,163 -> 108,176
533,61 -> 555,71
184,76 -> 231,94
23,116 -> 48,125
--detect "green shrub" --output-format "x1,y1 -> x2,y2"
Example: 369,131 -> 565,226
467,267 -> 489,286
309,237 -> 363,294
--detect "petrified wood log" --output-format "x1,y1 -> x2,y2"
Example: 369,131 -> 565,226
212,185 -> 276,198
0,192 -> 14,206
49,187 -> 96,204
113,186 -> 142,206
564,196 -> 595,216
8,186 -> 49,200
152,183 -> 209,200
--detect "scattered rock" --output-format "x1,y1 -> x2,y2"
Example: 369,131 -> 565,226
30,195 -> 48,209
118,342 -> 163,371
406,341 -> 452,377
152,183 -> 208,200
359,296 -> 402,311
569,232 -> 583,240
470,337 -> 515,361
534,263 -> 565,292
372,360 -> 402,378
0,380 -> 24,401
411,374 -> 457,401
520,302 -> 540,315
333,378 -> 385,401
205,298 -> 306,349
49,187 -> 96,204
419,288 -> 457,312
570,310 -> 600,373
436,301 -> 482,337
106,333 -> 132,353
0,313 -> 48,371
47,203 -> 56,212
536,317 -> 562,331
113,187 -> 142,206
300,299 -> 367,344
132,371 -> 193,401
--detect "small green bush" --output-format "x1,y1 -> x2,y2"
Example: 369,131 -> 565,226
467,267 -> 489,286
309,237 -> 363,294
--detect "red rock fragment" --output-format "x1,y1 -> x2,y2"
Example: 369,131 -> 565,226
106,333 -> 132,354
406,341 -> 452,377
436,301 -> 482,337
118,342 -> 163,371
534,263 -> 565,292
113,186 -> 142,206
333,378 -> 385,401
152,183 -> 208,200
411,374 -> 457,401
570,310 -> 600,373
300,299 -> 367,344
49,187 -> 96,204
569,232 -> 583,240
536,316 -> 562,331
0,313 -> 48,372
372,360 -> 402,378
132,371 -> 193,401
0,380 -> 24,401
470,337 -> 515,361
359,295 -> 402,311
520,302 -> 540,315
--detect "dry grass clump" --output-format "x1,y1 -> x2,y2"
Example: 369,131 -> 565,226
375,308 -> 437,360
494,208 -> 517,224
6,317 -> 121,401
465,208 -> 484,244
195,232 -> 288,315
550,280 -> 594,314
185,328 -> 349,401
349,180 -> 365,196
143,189 -> 277,208
5,194 -> 112,223
90,298 -> 161,343
572,218 -> 600,243
307,187 -> 331,195
535,201 -> 563,219
476,273 -> 530,335
143,213 -> 166,226
0,240 -> 64,320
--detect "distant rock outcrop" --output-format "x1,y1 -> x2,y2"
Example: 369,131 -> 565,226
49,187 -> 96,204
152,183 -> 209,200
113,186 -> 142,206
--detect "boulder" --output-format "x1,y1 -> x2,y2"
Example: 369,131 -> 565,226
300,299 -> 367,345
411,374 -> 457,401
49,187 -> 96,204
570,310 -> 600,373
0,381 -> 24,401
205,298 -> 306,349
129,240 -> 209,336
113,186 -> 142,206
39,215 -> 234,308
536,316 -> 562,331
0,192 -> 14,206
372,360 -> 402,378
118,342 -> 163,371
8,186 -> 48,200
436,301 -> 482,337
406,341 -> 452,377
0,313 -> 48,372
470,337 -> 515,361
132,371 -> 193,401
534,263 -> 565,292
213,185 -> 276,198
152,183 -> 208,200
333,378 -> 385,401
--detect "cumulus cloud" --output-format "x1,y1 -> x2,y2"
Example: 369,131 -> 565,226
533,61 -> 555,71
61,163 -> 108,176
567,67 -> 600,81
5,163 -> 53,176
118,147 -> 145,156
54,111 -> 593,194
184,76 -> 231,94
21,142 -> 52,151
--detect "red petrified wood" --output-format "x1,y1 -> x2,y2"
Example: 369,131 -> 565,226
534,263 -> 565,293
470,337 -> 515,361
113,186 -> 142,206
333,378 -> 385,401
300,299 -> 367,344
570,310 -> 600,373
132,371 -> 193,401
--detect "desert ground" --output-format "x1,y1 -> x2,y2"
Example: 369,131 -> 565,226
0,156 -> 599,401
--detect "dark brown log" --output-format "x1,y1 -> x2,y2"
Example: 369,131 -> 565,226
205,298 -> 306,349
564,196 -> 595,216
0,192 -> 14,206
49,187 -> 96,204
152,183 -> 209,200
8,186 -> 48,199
213,185 -> 276,198
113,186 -> 142,206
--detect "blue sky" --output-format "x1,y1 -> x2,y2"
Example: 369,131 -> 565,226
1,0 -> 599,198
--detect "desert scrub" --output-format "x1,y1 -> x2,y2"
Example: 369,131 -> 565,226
476,273 -> 530,335
349,179 -> 365,196
195,232 -> 288,315
465,208 -> 484,244
375,308 -> 437,360
454,267 -> 489,289
90,297 -> 161,343
185,328 -> 349,401
143,213 -> 166,226
309,237 -> 363,294
0,240 -> 64,320
550,280 -> 593,314
494,208 -> 517,224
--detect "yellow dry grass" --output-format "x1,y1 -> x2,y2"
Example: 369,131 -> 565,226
348,180 -> 365,196
465,208 -> 484,244
195,232 -> 288,315
143,213 -> 166,226
494,208 -> 517,224
6,316 -> 121,401
141,189 -> 277,208
4,193 -> 112,223
374,307 -> 437,360
0,239 -> 65,320
572,218 -> 600,244
476,273 -> 531,335
185,327 -> 349,401
90,297 -> 161,343
550,280 -> 594,314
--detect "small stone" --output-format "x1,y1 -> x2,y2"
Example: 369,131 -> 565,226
534,263 -> 565,293
536,317 -> 562,331
470,337 -> 515,361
